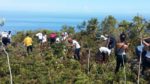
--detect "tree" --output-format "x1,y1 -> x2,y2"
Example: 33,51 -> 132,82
86,18 -> 99,39
133,16 -> 145,33
118,20 -> 130,31
77,21 -> 87,31
146,21 -> 150,32
126,15 -> 146,46
61,25 -> 75,34
101,15 -> 117,34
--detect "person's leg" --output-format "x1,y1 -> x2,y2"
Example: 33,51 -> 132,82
50,38 -> 55,44
141,56 -> 148,75
115,55 -> 121,73
121,55 -> 127,67
141,59 -> 146,75
27,46 -> 30,54
74,49 -> 78,60
30,45 -> 33,52
141,66 -> 146,75
77,48 -> 80,60
101,52 -> 106,62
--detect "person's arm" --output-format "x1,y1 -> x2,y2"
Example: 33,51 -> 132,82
142,37 -> 150,46
67,43 -> 73,47
67,42 -> 76,48
143,37 -> 150,40
143,40 -> 149,46
106,37 -> 110,47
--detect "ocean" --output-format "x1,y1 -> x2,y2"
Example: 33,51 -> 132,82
1,17 -> 86,34
0,12 -> 149,34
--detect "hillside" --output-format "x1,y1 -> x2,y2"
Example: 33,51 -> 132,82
0,16 -> 150,84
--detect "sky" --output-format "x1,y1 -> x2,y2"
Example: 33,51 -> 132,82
0,0 -> 149,16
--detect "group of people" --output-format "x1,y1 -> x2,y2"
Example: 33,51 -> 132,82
23,31 -> 81,60
99,32 -> 150,74
0,30 -> 150,75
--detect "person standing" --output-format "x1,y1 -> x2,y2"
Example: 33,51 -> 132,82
120,32 -> 126,42
49,32 -> 57,44
36,32 -> 43,44
23,33 -> 33,54
68,38 -> 81,60
115,40 -> 128,73
141,37 -> 150,75
41,31 -> 47,50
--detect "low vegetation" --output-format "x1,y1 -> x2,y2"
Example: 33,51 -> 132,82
0,15 -> 150,84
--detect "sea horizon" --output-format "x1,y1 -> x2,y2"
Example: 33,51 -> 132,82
0,11 -> 150,34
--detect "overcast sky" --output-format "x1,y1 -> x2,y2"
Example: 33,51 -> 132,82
0,0 -> 149,15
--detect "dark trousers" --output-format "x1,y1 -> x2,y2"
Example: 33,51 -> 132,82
141,56 -> 150,75
108,42 -> 115,49
50,38 -> 56,44
115,54 -> 127,73
74,48 -> 80,60
27,45 -> 32,54
101,52 -> 108,62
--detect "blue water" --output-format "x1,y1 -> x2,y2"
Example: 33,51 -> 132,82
1,17 -> 86,33
0,11 -> 150,34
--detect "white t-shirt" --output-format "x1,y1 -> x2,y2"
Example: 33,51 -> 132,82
36,33 -> 43,40
73,40 -> 80,49
8,34 -> 11,39
99,47 -> 111,55
42,35 -> 47,43
61,36 -> 67,41
56,37 -> 60,43
64,32 -> 68,37
146,51 -> 150,58
1,32 -> 8,38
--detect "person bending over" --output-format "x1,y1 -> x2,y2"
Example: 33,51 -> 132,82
68,38 -> 81,60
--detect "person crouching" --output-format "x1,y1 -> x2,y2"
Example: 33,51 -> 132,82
99,47 -> 111,63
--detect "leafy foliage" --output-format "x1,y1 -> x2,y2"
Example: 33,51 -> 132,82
0,15 -> 150,84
